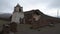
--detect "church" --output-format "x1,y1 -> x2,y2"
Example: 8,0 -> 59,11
11,4 -> 41,24
1,4 -> 60,34
11,4 -> 60,29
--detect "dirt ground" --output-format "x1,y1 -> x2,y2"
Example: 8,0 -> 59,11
0,23 -> 60,34
15,23 -> 60,34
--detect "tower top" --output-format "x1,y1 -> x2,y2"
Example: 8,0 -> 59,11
15,3 -> 22,8
14,3 -> 23,12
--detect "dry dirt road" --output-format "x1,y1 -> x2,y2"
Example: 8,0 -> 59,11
15,23 -> 60,34
0,23 -> 60,34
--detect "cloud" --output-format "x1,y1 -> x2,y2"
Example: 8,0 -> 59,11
48,0 -> 60,9
0,0 -> 22,13
23,0 -> 52,11
0,0 -> 12,13
1,0 -> 59,13
0,0 -> 60,17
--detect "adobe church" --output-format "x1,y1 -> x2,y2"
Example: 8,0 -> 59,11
1,4 -> 60,34
11,4 -> 60,28
11,4 -> 41,24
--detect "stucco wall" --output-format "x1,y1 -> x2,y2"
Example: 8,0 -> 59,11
33,15 -> 41,21
11,12 -> 24,23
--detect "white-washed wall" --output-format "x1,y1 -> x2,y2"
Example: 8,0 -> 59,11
11,12 -> 24,24
33,15 -> 41,21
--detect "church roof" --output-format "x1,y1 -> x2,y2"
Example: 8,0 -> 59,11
24,9 -> 44,15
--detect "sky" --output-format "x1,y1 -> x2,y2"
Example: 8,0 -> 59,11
0,0 -> 60,17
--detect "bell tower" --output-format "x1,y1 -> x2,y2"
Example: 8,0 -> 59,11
14,4 -> 23,13
11,3 -> 24,24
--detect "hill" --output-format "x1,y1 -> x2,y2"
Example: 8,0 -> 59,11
0,13 -> 12,20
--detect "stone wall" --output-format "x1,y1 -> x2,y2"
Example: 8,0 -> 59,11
1,24 -> 10,34
1,22 -> 17,34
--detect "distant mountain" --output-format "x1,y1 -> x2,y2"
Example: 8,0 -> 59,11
0,13 -> 12,20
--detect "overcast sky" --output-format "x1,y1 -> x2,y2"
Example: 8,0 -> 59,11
0,0 -> 60,17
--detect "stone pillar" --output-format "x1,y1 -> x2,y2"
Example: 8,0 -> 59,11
10,22 -> 17,33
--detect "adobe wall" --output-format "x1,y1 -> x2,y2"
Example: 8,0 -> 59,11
11,12 -> 24,24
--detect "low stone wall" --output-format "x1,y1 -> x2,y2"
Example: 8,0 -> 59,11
1,22 -> 17,34
1,24 -> 10,34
